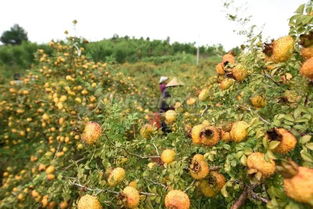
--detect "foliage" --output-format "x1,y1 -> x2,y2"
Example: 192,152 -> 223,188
0,1 -> 313,209
0,24 -> 28,45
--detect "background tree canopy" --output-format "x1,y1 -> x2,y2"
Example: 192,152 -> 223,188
0,24 -> 28,45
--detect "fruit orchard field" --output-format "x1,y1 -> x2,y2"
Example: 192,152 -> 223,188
1,2 -> 313,209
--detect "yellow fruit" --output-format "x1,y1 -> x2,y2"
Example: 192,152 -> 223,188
165,110 -> 177,124
191,124 -> 220,146
232,65 -> 248,81
140,124 -> 155,139
221,130 -> 231,142
186,97 -> 196,105
300,57 -> 313,80
17,193 -> 25,201
161,149 -> 176,164
45,165 -> 55,174
165,190 -> 190,209
77,195 -> 102,209
42,113 -> 50,121
46,174 -> 55,180
108,167 -> 126,186
266,128 -> 297,154
31,190 -> 39,198
222,53 -> 235,66
283,165 -> 313,205
247,152 -> 275,178
199,171 -> 226,197
128,180 -> 138,188
230,121 -> 249,142
270,36 -> 295,63
81,122 -> 102,144
219,78 -> 235,90
301,46 -> 313,60
59,201 -> 69,209
190,154 -> 209,180
198,88 -> 210,101
216,63 -> 225,75
250,95 -> 266,108
121,186 -> 140,208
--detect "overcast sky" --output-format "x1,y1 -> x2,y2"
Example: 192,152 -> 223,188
0,0 -> 308,50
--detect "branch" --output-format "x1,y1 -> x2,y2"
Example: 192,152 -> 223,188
230,186 -> 248,209
152,143 -> 160,155
144,178 -> 167,189
201,105 -> 209,117
264,72 -> 280,86
184,180 -> 196,192
248,185 -> 269,204
210,166 -> 222,171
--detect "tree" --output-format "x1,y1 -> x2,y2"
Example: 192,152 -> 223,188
0,24 -> 28,45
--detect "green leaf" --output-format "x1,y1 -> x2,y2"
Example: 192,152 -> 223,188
300,135 -> 312,144
221,184 -> 229,198
269,141 -> 280,150
300,150 -> 313,163
295,4 -> 305,14
306,143 -> 313,151
240,155 -> 247,166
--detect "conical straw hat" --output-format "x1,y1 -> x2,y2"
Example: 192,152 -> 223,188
166,77 -> 184,87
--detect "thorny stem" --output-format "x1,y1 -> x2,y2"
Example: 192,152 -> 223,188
240,105 -> 271,124
63,157 -> 86,170
230,186 -> 249,209
144,178 -> 167,189
201,105 -> 209,117
264,72 -> 280,86
230,184 -> 269,209
152,143 -> 160,155
184,180 -> 196,192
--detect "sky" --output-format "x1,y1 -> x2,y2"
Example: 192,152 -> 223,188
0,0 -> 308,50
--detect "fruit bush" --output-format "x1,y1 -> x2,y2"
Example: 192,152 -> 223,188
1,1 -> 313,209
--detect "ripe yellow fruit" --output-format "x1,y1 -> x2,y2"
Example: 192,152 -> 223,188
216,63 -> 225,75
46,174 -> 55,180
17,193 -> 25,201
232,65 -> 248,81
165,190 -> 190,209
199,171 -> 226,197
161,149 -> 176,164
271,36 -> 295,63
283,165 -> 313,205
77,194 -> 102,209
267,128 -> 297,154
300,57 -> 313,80
222,53 -> 235,66
81,122 -> 102,144
219,78 -> 235,90
301,46 -> 313,60
221,130 -> 231,142
45,165 -> 55,174
191,124 -> 220,146
247,152 -> 275,178
128,180 -> 138,188
140,124 -> 155,139
190,154 -> 209,180
186,97 -> 196,105
121,186 -> 140,208
107,167 -> 126,186
165,110 -> 177,124
250,95 -> 266,108
198,88 -> 210,101
59,201 -> 69,209
230,121 -> 249,142
42,113 -> 50,121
